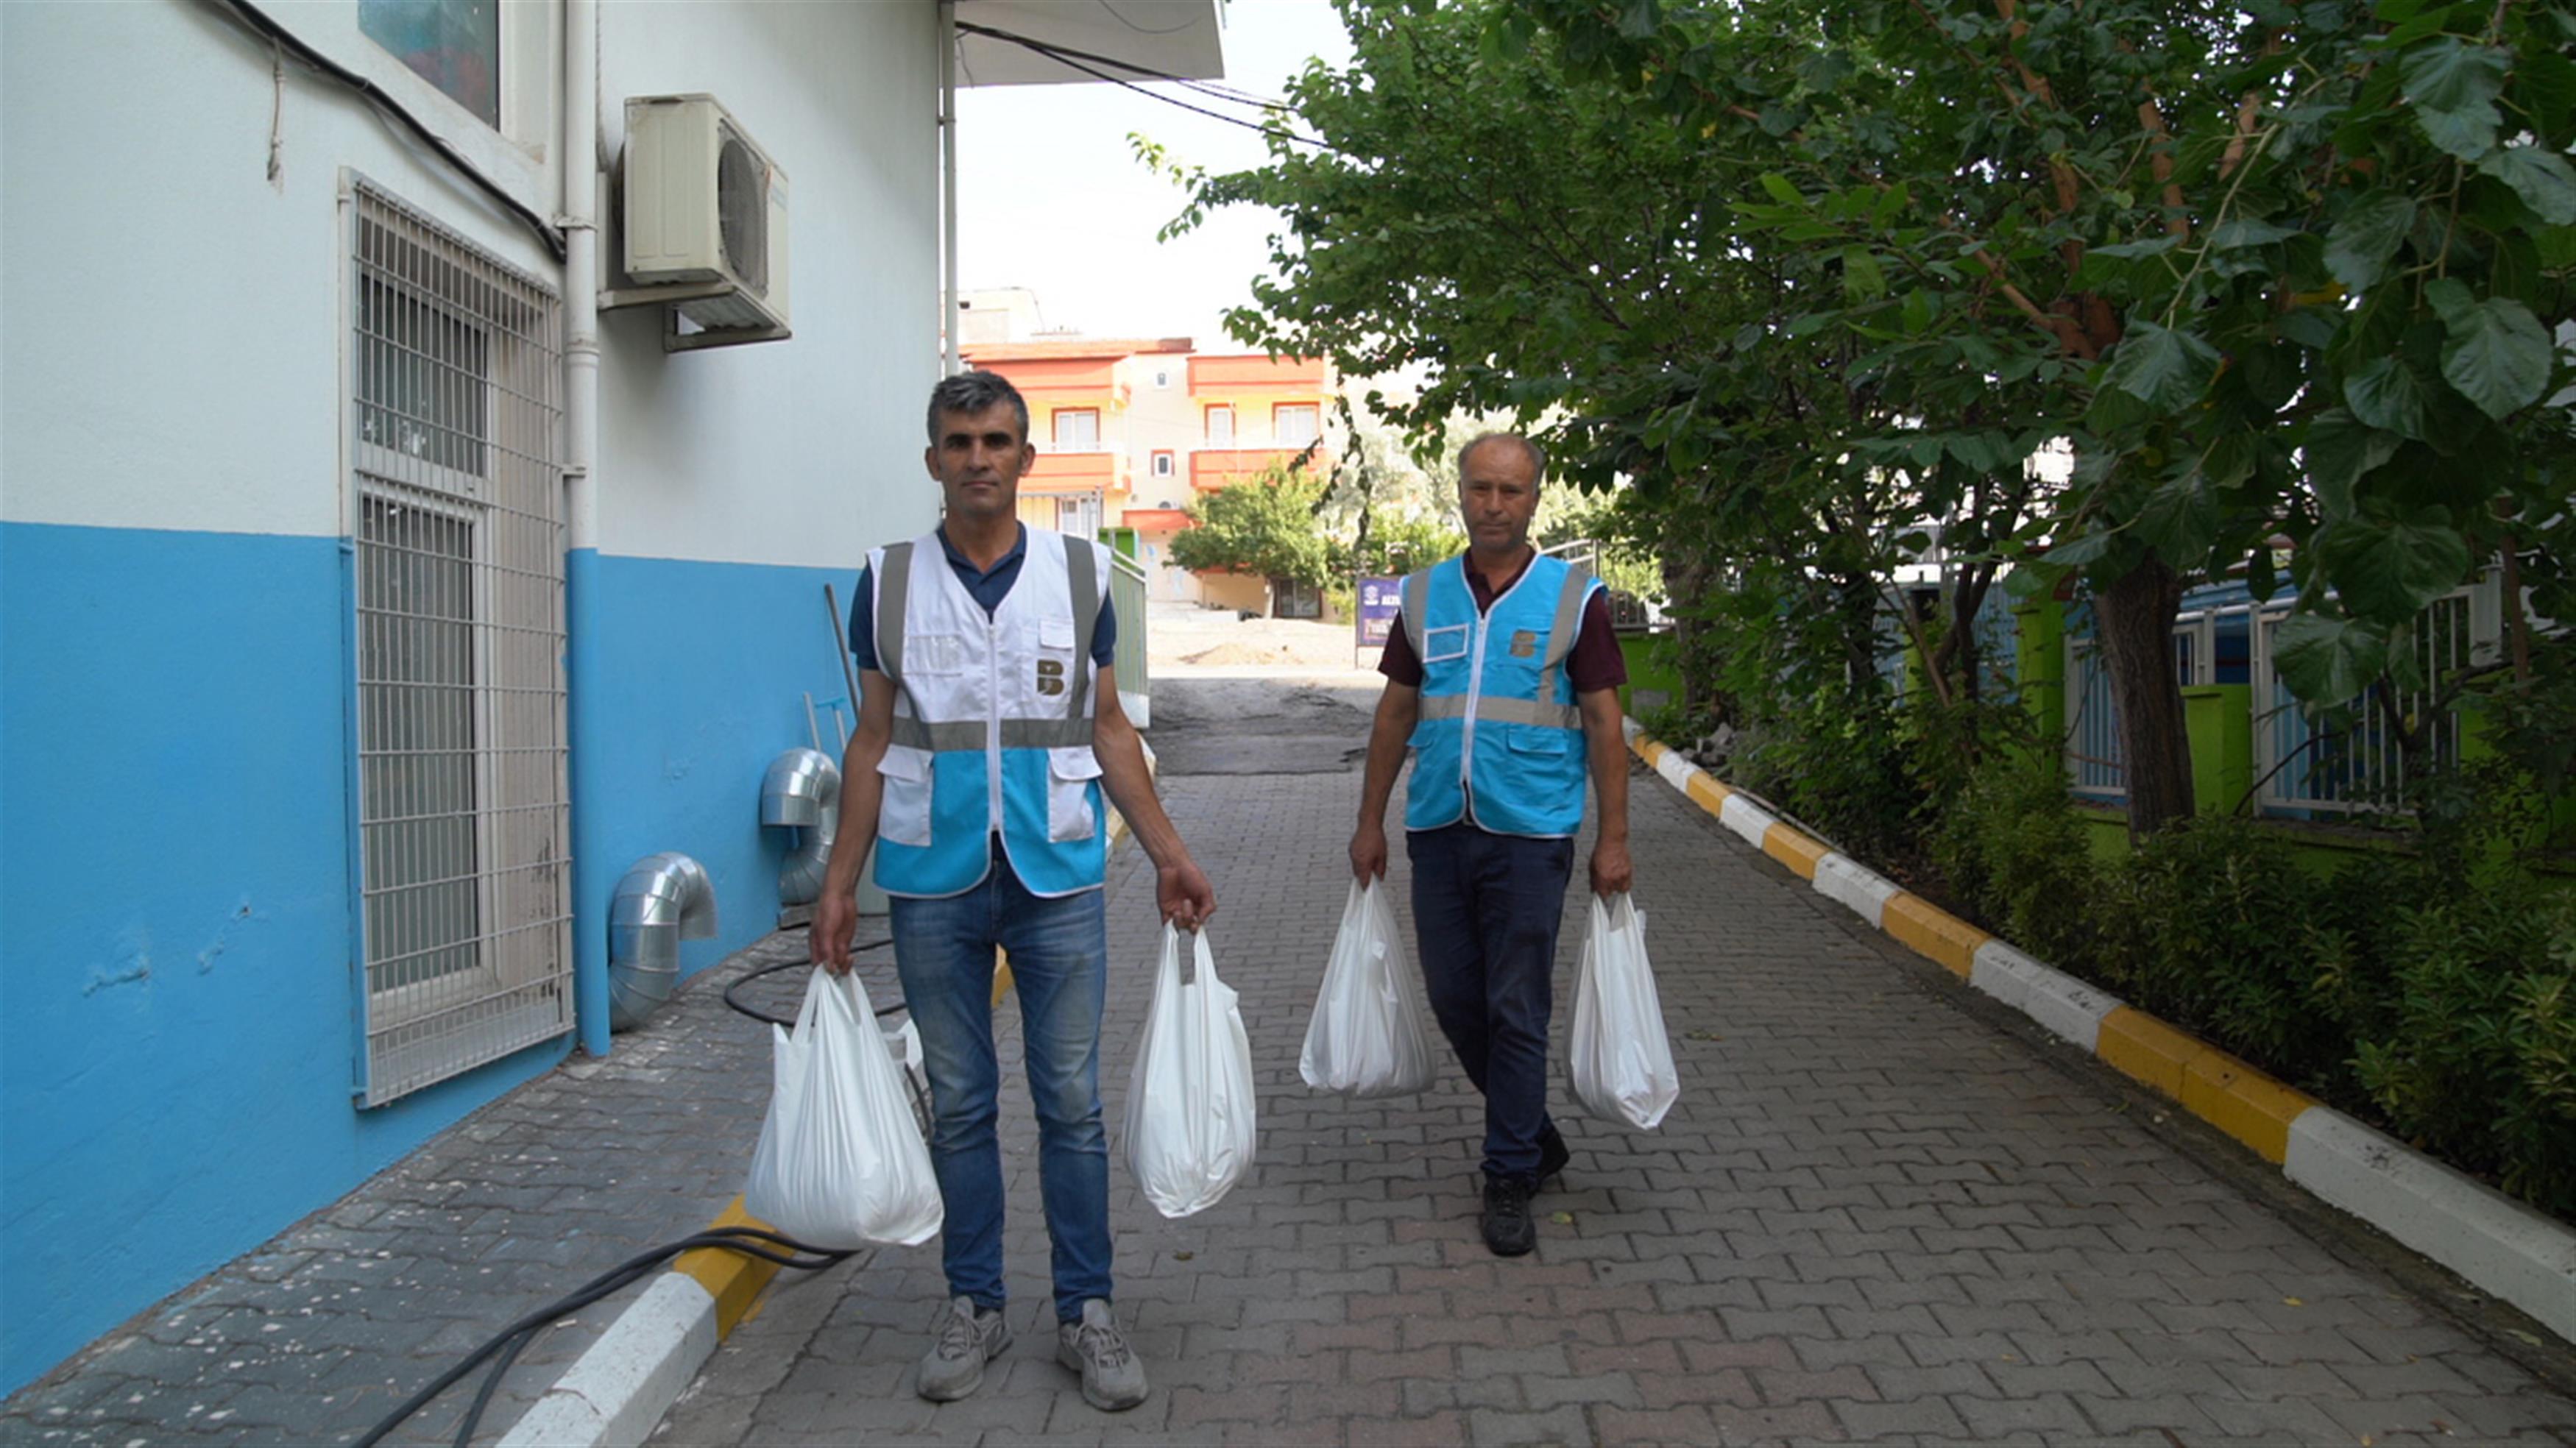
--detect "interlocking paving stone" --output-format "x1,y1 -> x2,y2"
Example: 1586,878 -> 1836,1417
14,674 -> 2576,1447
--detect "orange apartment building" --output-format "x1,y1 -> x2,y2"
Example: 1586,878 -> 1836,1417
961,338 -> 1331,612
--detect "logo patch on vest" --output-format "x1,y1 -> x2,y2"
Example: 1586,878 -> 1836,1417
1036,658 -> 1066,695
1510,629 -> 1539,658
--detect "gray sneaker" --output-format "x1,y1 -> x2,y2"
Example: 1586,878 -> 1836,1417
916,1296 -> 1010,1402
1054,1298 -> 1148,1411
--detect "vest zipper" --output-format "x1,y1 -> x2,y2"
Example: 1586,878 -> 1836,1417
1461,607 -> 1490,807
986,617 -> 1005,834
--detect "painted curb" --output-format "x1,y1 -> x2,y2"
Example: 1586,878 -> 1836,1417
496,759 -> 1155,1448
1625,722 -> 2576,1346
497,1272 -> 717,1448
2287,1107 -> 2576,1343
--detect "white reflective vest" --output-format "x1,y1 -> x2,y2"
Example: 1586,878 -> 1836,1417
1401,553 -> 1600,838
866,528 -> 1109,898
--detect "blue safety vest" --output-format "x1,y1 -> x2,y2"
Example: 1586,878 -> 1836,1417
1401,553 -> 1600,838
867,528 -> 1110,898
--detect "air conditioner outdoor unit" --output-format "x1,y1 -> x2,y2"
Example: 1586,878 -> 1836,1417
623,94 -> 790,340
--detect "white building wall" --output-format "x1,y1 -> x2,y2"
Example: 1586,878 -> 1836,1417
0,0 -> 559,540
596,1 -> 944,569
1127,358 -> 1198,510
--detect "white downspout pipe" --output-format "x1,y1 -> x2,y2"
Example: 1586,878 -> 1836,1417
940,0 -> 959,375
563,0 -> 610,1056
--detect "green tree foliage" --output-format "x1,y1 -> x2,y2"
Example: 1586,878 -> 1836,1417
1166,468 -> 1337,586
1156,0 -> 2056,770
1512,0 -> 2576,831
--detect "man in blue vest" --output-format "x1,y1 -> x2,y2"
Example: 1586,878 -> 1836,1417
813,369 -> 1216,1412
1348,431 -> 1632,1257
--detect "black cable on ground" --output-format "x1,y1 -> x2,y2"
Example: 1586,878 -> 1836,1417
350,1225 -> 852,1448
719,947 -> 895,1029
351,950 -> 921,1445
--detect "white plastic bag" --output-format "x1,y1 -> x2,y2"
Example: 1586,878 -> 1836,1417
1300,879 -> 1437,1097
744,968 -> 944,1249
1567,892 -> 1681,1131
1124,924 -> 1257,1218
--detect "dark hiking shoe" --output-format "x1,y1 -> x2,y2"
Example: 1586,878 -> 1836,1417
917,1295 -> 1010,1402
1056,1298 -> 1149,1411
1482,1173 -> 1537,1256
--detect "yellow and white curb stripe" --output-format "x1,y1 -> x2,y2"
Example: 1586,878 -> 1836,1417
1626,718 -> 2576,1344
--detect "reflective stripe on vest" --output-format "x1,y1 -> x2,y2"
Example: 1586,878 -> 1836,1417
1401,553 -> 1596,838
869,528 -> 1108,898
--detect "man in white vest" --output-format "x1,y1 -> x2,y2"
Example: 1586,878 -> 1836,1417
813,370 -> 1215,1412
1348,432 -> 1632,1257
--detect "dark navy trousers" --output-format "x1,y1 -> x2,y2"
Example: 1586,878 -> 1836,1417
1406,823 -> 1574,1183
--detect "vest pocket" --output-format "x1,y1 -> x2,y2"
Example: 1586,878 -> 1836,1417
1420,622 -> 1471,664
1047,745 -> 1104,842
1504,726 -> 1572,758
876,744 -> 935,847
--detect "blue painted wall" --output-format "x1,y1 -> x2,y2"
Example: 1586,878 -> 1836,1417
0,530 -> 853,1393
0,522 -> 570,1393
566,550 -> 861,1037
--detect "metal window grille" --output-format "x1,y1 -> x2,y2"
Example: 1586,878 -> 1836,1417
2062,619 -> 2203,801
350,183 -> 570,1106
2251,581 -> 2499,817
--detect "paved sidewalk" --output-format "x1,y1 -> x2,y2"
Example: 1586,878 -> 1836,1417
9,668 -> 2575,1448
654,721 -> 2576,1445
0,930 -> 878,1447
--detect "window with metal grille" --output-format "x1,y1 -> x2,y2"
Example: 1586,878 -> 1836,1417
350,183 -> 570,1106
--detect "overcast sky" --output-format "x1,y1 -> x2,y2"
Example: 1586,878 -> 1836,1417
955,0 -> 1355,348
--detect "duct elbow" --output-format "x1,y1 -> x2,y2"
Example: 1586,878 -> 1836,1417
607,851 -> 717,1033
760,748 -> 840,828
761,748 -> 841,906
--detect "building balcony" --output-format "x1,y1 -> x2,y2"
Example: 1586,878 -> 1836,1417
1122,507 -> 1193,531
1022,449 -> 1125,495
1189,447 -> 1306,490
1187,354 -> 1328,394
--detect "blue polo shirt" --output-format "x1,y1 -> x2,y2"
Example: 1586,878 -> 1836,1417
847,524 -> 1117,674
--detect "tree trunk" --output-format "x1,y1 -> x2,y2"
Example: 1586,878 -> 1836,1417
1660,547 -> 1718,717
2097,556 -> 2193,839
1838,572 -> 1881,700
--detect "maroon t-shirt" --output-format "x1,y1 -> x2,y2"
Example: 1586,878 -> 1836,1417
1378,553 -> 1629,692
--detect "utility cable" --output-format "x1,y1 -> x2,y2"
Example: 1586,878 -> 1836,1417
955,21 -> 1344,154
1092,0 -> 1203,38
957,18 -> 1288,108
348,947 -> 913,1447
208,0 -> 567,260
349,1225 -> 851,1448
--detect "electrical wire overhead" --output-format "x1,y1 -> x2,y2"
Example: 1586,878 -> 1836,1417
955,20 -> 1345,155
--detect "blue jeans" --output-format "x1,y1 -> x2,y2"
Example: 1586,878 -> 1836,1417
890,851 -> 1111,1323
1407,823 -> 1574,1183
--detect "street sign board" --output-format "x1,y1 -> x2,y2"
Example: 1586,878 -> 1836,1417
1356,575 -> 1402,648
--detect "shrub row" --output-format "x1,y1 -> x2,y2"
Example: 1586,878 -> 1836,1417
1674,689 -> 2576,1222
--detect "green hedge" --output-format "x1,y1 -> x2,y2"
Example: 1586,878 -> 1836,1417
1932,759 -> 2576,1219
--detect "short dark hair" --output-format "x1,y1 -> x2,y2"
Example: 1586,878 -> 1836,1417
1456,431 -> 1546,483
925,370 -> 1030,445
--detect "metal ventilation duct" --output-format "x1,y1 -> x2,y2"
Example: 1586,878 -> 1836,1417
761,748 -> 841,906
607,851 -> 717,1032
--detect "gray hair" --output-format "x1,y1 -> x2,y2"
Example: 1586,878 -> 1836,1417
925,369 -> 1030,445
1456,431 -> 1547,483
